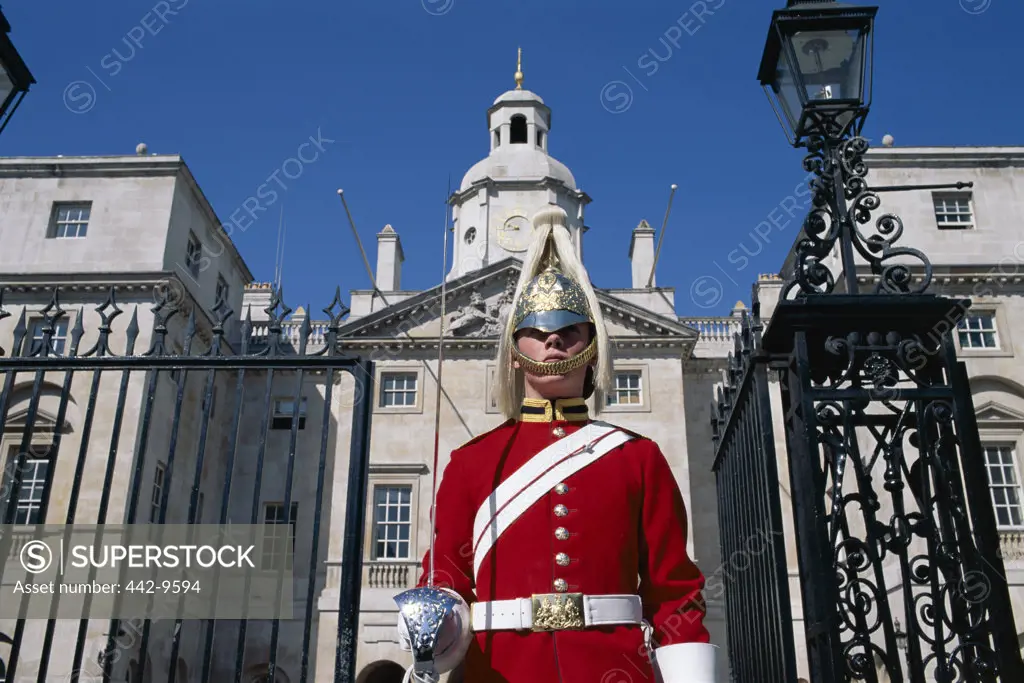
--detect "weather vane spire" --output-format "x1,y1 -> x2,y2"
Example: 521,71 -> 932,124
515,47 -> 524,90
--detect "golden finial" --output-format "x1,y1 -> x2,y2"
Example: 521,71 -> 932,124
514,47 -> 524,90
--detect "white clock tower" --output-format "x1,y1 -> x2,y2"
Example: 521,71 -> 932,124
447,50 -> 591,280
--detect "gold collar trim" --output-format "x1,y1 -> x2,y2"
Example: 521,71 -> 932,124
519,397 -> 589,423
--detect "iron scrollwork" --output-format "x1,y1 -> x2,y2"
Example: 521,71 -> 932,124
788,319 -> 1010,683
784,135 -> 934,299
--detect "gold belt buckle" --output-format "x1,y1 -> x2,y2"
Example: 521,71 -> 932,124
530,592 -> 585,631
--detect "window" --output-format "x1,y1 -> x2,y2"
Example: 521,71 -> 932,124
536,130 -> 544,148
958,313 -> 998,350
933,193 -> 973,229
510,115 -> 527,144
464,227 -> 476,245
262,502 -> 298,570
272,397 -> 307,430
380,372 -> 417,408
150,462 -> 166,523
607,371 -> 643,406
1,445 -> 54,524
983,444 -> 1024,529
372,485 -> 412,560
493,129 -> 500,147
215,275 -> 229,308
49,202 -> 91,239
28,319 -> 69,355
186,232 -> 202,279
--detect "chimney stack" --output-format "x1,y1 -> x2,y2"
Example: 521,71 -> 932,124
629,219 -> 656,288
375,224 -> 404,291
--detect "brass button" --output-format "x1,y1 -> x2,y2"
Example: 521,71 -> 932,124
554,504 -> 568,517
554,482 -> 568,495
552,426 -> 566,438
555,527 -> 569,541
555,552 -> 570,566
553,578 -> 568,592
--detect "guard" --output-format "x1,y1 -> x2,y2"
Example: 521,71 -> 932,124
397,205 -> 717,683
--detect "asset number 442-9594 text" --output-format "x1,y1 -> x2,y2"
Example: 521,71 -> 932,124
124,580 -> 200,594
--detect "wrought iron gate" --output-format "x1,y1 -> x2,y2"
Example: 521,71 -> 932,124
711,292 -> 799,683
712,133 -> 1024,683
0,284 -> 374,683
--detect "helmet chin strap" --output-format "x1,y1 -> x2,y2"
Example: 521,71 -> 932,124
512,338 -> 597,377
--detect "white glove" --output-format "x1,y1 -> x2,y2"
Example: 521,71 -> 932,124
651,642 -> 719,683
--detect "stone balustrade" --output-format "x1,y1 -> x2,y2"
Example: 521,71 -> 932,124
249,321 -> 330,350
684,316 -> 743,343
364,561 -> 419,589
998,529 -> 1024,561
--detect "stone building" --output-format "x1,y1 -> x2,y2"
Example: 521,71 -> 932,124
0,70 -> 1021,683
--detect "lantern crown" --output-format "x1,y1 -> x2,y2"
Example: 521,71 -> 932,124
757,0 -> 878,145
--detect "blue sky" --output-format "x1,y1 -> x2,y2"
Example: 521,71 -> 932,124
2,0 -> 1019,318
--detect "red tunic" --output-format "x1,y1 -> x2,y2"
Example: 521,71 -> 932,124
416,400 -> 710,683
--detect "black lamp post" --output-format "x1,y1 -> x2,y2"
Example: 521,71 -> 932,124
711,2 -> 1024,683
0,5 -> 35,137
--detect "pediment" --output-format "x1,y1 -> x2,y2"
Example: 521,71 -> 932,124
338,259 -> 699,347
4,407 -> 71,433
975,401 -> 1024,427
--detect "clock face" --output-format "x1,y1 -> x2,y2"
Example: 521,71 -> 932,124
497,214 -> 532,252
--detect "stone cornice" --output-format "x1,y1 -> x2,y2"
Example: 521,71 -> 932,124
0,154 -> 184,177
338,336 -> 692,353
854,267 -> 1024,290
0,272 -> 234,352
865,146 -> 1024,169
448,177 -> 592,205
368,462 -> 430,476
0,270 -> 181,289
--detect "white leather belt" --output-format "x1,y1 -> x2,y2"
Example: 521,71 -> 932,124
471,593 -> 642,632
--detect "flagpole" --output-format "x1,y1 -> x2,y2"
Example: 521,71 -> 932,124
428,175 -> 453,587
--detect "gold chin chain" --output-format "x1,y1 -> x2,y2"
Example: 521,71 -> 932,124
512,339 -> 596,376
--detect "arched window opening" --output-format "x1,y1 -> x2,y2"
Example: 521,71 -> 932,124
355,661 -> 407,683
536,130 -> 544,148
510,115 -> 527,144
493,129 -> 500,147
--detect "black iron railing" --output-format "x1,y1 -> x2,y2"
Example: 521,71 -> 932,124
0,284 -> 374,683
711,292 -> 798,683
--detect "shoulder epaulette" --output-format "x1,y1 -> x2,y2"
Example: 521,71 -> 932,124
452,418 -> 515,452
593,419 -> 649,442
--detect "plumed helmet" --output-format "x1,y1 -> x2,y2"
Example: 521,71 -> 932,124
512,266 -> 594,334
495,204 -> 612,418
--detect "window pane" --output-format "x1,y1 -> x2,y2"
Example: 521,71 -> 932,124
990,468 -> 1005,485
